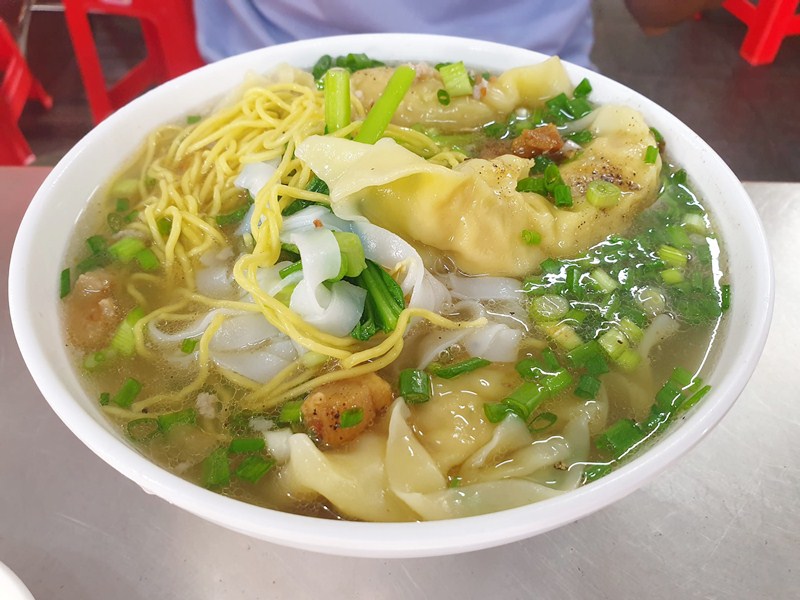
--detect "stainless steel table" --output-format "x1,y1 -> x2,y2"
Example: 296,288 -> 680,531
1,168 -> 797,599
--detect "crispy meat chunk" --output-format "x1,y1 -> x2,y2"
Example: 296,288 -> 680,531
301,373 -> 393,448
511,124 -> 564,158
63,270 -> 122,351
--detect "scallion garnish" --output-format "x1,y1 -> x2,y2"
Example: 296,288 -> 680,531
573,78 -> 593,98
228,437 -> 266,454
127,418 -> 159,441
110,377 -> 142,408
529,412 -> 557,432
180,338 -> 198,354
278,399 -> 304,425
108,237 -> 146,264
644,145 -> 659,164
437,89 -> 451,105
355,65 -> 415,145
157,408 -> 196,432
340,407 -> 364,428
59,268 -> 71,298
437,61 -> 472,97
503,382 -> 548,420
586,180 -> 621,208
202,448 -> 230,488
235,455 -> 275,484
278,261 -> 302,279
323,67 -> 351,133
428,357 -> 491,379
484,402 -> 512,423
552,184 -> 574,208
399,369 -> 432,404
595,419 -> 645,459
574,374 -> 602,399
522,229 -> 542,245
186,114 -> 201,125
134,248 -> 159,271
99,392 -> 110,406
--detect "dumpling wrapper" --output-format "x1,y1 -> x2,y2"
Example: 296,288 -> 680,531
350,57 -> 573,133
295,104 -> 661,278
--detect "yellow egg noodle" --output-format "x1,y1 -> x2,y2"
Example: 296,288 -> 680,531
102,73 -> 476,421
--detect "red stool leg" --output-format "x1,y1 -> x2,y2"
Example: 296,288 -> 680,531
63,3 -> 115,122
732,0 -> 800,65
0,97 -> 35,166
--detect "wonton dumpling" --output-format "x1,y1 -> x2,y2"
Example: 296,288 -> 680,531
350,57 -> 572,133
296,104 -> 661,277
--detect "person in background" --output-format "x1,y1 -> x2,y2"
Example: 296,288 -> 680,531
194,0 -> 723,70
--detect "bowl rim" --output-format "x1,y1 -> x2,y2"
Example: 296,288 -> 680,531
8,33 -> 774,558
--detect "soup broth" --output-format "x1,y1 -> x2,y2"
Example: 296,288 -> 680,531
60,56 -> 727,521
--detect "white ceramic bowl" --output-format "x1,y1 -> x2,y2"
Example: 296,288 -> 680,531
8,34 -> 773,558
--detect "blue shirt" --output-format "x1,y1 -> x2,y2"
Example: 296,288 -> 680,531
194,0 -> 595,69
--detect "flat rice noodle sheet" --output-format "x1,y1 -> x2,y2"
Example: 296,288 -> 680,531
349,57 -> 572,133
295,104 -> 660,278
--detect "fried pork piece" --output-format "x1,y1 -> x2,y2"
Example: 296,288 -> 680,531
511,123 -> 564,158
301,373 -> 394,448
63,270 -> 122,351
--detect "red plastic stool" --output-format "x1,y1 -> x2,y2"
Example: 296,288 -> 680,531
724,0 -> 800,65
0,17 -> 53,166
62,0 -> 205,123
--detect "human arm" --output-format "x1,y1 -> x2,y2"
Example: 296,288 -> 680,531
624,0 -> 725,34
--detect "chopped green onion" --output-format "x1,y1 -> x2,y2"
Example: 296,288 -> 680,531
590,268 -> 618,293
585,354 -> 609,377
573,78 -> 593,98
157,408 -> 196,432
216,204 -> 250,226
658,245 -> 688,268
305,176 -> 330,195
655,380 -> 685,413
279,261 -> 302,279
598,327 -> 628,360
521,229 -> 542,245
228,437 -> 266,454
530,155 -> 555,176
108,237 -> 146,264
437,89 -> 451,105
682,213 -> 706,235
677,383 -> 711,413
99,392 -> 110,406
566,340 -> 602,367
115,198 -> 129,212
109,306 -> 144,357
644,145 -> 659,164
543,163 -> 563,192
484,402 -> 512,423
574,374 -> 602,399
278,399 -> 304,425
660,268 -> 684,285
324,67 -> 351,133
618,317 -> 643,344
539,258 -> 562,275
59,268 -> 71,298
186,114 -> 201,124
437,61 -> 472,97
669,366 -> 695,388
157,217 -> 172,236
399,369 -> 432,404
110,178 -> 139,199
428,357 -> 491,379
107,212 -> 124,233
616,348 -> 641,372
135,248 -> 159,271
531,294 -> 569,322
516,358 -> 545,382
541,348 -> 561,371
110,377 -> 142,408
124,210 -> 139,223
586,180 -> 621,208
544,321 -> 583,351
649,126 -> 664,144
596,419 -> 645,459
721,284 -> 731,311
333,231 -> 367,277
567,129 -> 593,145
340,407 -> 364,428
552,184 -> 573,208
516,176 -> 548,195
529,412 -> 558,432
87,235 -> 107,254
181,338 -> 198,354
126,418 -> 159,442
235,455 -> 275,483
542,369 -> 573,395
503,382 -> 548,420
202,447 -> 230,488
355,65 -> 416,144
84,350 -> 110,371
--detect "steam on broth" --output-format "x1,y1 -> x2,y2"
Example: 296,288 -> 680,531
60,55 -> 728,521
